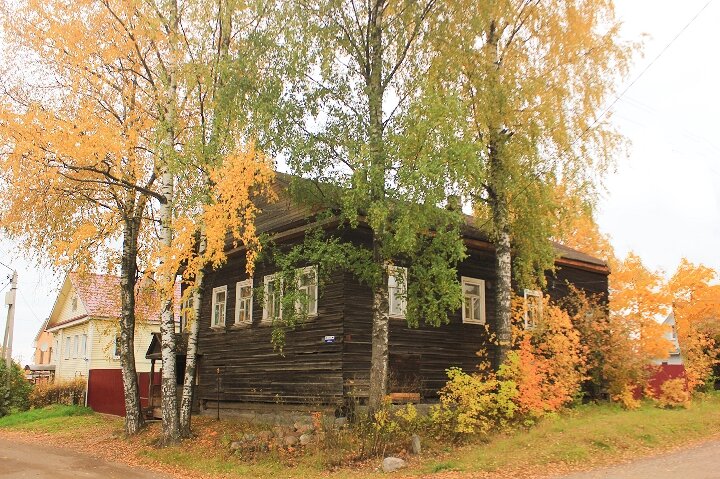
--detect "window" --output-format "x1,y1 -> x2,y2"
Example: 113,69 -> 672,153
296,267 -> 318,317
263,274 -> 282,322
180,295 -> 193,333
523,289 -> 543,330
64,337 -> 71,359
671,324 -> 678,339
80,334 -> 87,359
73,335 -> 79,358
71,296 -> 78,312
461,277 -> 486,325
211,286 -> 228,328
235,279 -> 253,325
113,335 -> 121,359
387,266 -> 407,318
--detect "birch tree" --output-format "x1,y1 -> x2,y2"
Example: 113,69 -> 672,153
436,0 -> 634,366
280,0 -> 468,413
0,0 -> 168,435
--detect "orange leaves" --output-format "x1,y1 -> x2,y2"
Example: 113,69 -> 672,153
668,259 -> 720,391
203,144 -> 276,275
506,295 -> 586,417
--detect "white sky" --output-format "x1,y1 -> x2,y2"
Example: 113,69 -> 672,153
2,0 -> 719,364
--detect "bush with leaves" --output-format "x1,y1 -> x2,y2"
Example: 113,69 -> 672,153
29,378 -> 86,408
655,378 -> 691,409
0,360 -> 32,416
507,295 -> 586,418
431,364 -> 518,440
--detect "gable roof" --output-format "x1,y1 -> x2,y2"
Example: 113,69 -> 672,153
253,173 -> 609,273
47,273 -> 162,331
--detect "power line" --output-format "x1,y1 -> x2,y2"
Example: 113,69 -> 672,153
585,0 -> 714,135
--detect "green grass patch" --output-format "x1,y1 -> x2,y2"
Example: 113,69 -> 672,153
452,392 -> 720,474
0,405 -> 94,428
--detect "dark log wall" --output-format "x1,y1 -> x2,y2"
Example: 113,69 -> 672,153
197,215 -> 609,406
343,247 -> 497,402
196,250 -> 346,407
547,265 -> 609,302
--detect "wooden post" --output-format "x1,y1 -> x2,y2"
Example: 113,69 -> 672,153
216,367 -> 220,421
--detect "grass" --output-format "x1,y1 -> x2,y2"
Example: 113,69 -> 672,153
0,404 -> 97,430
2,394 -> 720,478
449,392 -> 720,474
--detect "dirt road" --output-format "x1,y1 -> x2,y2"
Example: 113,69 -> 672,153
0,437 -> 171,479
556,439 -> 720,479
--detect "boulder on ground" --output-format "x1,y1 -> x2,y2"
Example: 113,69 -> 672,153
382,457 -> 407,473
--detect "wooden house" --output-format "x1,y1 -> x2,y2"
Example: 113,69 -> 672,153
193,179 -> 609,414
25,318 -> 56,383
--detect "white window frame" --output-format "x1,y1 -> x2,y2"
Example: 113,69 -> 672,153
73,334 -> 79,359
113,334 -> 121,360
523,289 -> 543,330
234,279 -> 254,325
296,266 -> 318,317
461,276 -> 486,325
80,334 -> 87,359
211,285 -> 228,328
263,274 -> 282,323
64,337 -> 71,360
387,266 -> 407,319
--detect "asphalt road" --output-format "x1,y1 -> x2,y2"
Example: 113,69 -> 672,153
0,437 -> 170,479
556,440 -> 720,479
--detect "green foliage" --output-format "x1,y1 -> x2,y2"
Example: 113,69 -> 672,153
0,360 -> 32,417
431,366 -> 518,440
0,404 -> 93,428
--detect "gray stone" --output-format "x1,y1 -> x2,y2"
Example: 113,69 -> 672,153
299,433 -> 313,446
295,423 -> 314,435
257,430 -> 273,441
382,457 -> 407,473
230,441 -> 243,451
411,434 -> 421,454
283,435 -> 299,447
242,433 -> 256,442
273,426 -> 286,438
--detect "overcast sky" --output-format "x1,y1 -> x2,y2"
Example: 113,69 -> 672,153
1,0 -> 719,364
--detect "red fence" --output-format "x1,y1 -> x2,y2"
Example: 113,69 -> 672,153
649,364 -> 686,395
87,369 -> 160,416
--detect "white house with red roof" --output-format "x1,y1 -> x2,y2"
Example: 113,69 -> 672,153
45,273 -> 161,415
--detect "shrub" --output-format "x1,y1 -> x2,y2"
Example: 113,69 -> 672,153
508,296 -> 586,418
612,384 -> 641,410
0,360 -> 32,416
29,378 -> 86,408
655,378 -> 690,409
431,365 -> 518,440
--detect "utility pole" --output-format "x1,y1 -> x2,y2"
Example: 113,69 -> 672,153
2,271 -> 17,365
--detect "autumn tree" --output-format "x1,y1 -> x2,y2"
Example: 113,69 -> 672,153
279,0 -> 468,412
433,0 -> 633,366
0,0 -> 170,434
668,259 -> 720,391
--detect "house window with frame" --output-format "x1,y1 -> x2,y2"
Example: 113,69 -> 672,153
461,277 -> 486,325
523,289 -> 543,330
296,266 -> 318,317
263,274 -> 282,322
113,335 -> 121,359
387,266 -> 407,319
64,337 -> 71,359
211,286 -> 228,328
73,335 -> 79,358
235,279 -> 254,325
71,296 -> 78,312
80,334 -> 87,359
